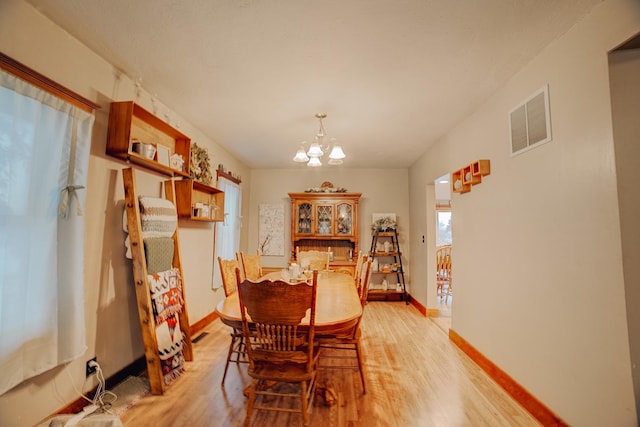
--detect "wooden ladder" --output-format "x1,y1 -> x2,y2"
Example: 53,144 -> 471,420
122,167 -> 193,394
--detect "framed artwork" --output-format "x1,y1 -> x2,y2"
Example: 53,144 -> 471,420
259,203 -> 285,256
156,145 -> 170,166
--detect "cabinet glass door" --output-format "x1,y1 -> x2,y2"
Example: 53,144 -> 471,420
336,203 -> 352,235
315,204 -> 333,235
297,202 -> 313,234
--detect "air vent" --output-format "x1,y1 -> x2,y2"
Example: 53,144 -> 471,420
509,85 -> 552,156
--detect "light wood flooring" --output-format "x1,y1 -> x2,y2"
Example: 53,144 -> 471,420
119,302 -> 540,426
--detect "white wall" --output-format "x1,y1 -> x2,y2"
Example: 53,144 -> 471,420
248,168 -> 410,276
408,0 -> 639,425
609,46 -> 640,417
0,1 -> 249,426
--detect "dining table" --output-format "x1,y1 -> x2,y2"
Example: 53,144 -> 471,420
215,270 -> 362,335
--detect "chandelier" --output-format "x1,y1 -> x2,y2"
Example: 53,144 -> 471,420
293,113 -> 346,167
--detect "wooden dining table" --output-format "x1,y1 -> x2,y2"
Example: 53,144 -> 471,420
215,270 -> 362,334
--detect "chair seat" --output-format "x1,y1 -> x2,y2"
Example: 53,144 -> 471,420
250,357 -> 318,382
317,328 -> 360,342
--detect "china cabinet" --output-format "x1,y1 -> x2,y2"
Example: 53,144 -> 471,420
289,192 -> 361,273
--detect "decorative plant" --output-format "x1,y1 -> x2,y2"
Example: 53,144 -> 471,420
372,216 -> 397,231
190,142 -> 212,185
304,181 -> 347,193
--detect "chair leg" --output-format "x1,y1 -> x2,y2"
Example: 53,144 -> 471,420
244,379 -> 257,427
354,342 -> 366,394
221,333 -> 239,386
300,380 -> 309,426
233,335 -> 245,363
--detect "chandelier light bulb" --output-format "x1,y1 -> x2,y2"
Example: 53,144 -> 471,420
307,141 -> 324,157
328,145 -> 346,160
307,156 -> 322,167
293,145 -> 309,162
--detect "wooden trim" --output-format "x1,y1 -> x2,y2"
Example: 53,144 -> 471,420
409,295 -> 427,316
0,52 -> 100,112
449,328 -> 568,426
288,191 -> 362,199
216,169 -> 241,184
426,308 -> 439,317
190,310 -> 220,336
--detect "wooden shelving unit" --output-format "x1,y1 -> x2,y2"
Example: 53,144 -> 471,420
106,101 -> 191,177
171,179 -> 225,222
452,159 -> 490,194
368,230 -> 407,303
216,169 -> 241,185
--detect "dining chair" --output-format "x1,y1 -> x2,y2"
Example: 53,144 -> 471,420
436,244 -> 452,303
317,258 -> 372,394
353,251 -> 367,286
239,250 -> 263,280
217,256 -> 247,386
296,248 -> 330,271
236,269 -> 319,426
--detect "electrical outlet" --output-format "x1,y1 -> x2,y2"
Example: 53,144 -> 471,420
85,357 -> 97,377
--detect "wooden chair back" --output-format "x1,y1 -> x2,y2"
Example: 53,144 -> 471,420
436,244 -> 452,298
218,256 -> 241,297
236,269 -> 318,369
239,251 -> 262,280
357,258 -> 372,306
297,249 -> 330,271
353,252 -> 367,285
436,245 -> 452,282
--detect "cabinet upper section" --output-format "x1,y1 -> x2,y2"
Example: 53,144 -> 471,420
288,192 -> 361,240
106,101 -> 191,177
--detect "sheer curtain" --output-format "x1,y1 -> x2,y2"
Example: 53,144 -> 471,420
0,69 -> 94,395
212,177 -> 242,289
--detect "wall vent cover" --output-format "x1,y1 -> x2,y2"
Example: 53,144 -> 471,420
509,85 -> 552,156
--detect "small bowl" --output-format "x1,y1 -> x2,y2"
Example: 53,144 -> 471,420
141,144 -> 157,159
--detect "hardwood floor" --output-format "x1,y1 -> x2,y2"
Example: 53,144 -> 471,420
119,302 -> 540,426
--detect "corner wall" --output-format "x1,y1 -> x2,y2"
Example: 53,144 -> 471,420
0,1 -> 249,426
408,0 -> 639,425
609,46 -> 640,417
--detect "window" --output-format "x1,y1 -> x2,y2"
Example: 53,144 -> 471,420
0,65 -> 95,395
436,209 -> 452,246
212,176 -> 242,289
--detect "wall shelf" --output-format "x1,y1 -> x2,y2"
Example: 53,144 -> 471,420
452,159 -> 490,194
172,179 -> 224,222
216,169 -> 241,184
106,101 -> 191,177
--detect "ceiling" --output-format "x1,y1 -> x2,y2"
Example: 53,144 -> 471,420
25,0 -> 602,169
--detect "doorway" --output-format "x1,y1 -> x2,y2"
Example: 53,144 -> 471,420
434,174 -> 452,328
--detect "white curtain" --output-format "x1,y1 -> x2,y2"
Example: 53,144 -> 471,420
212,177 -> 242,289
0,69 -> 94,395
